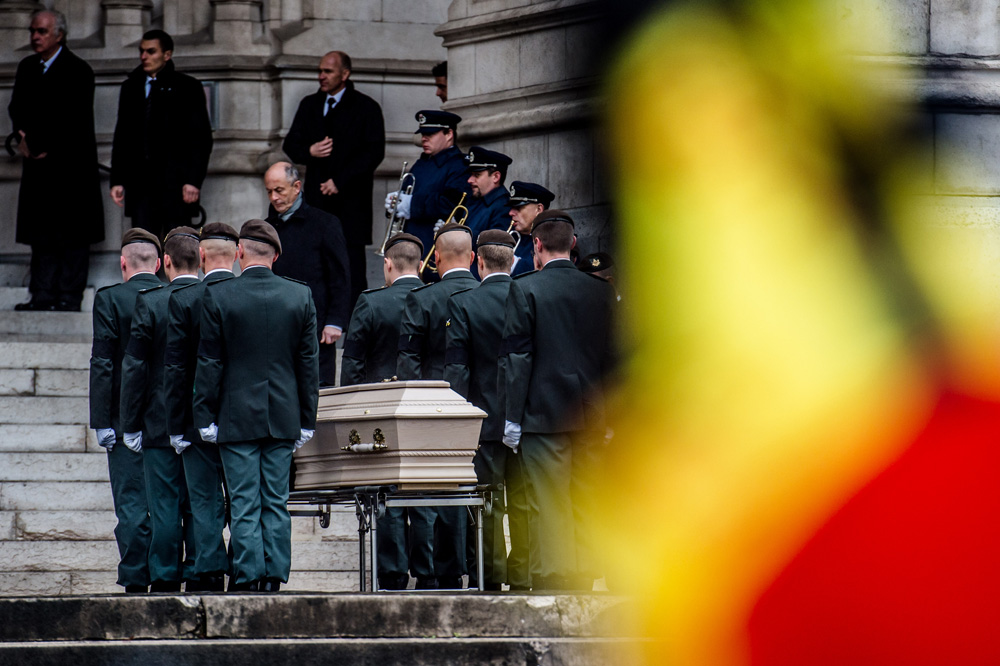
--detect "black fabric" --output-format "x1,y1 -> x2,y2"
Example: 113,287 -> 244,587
445,346 -> 469,366
28,244 -> 89,305
9,48 -> 104,246
503,334 -> 533,355
342,338 -> 364,360
110,61 -> 213,232
399,333 -> 423,354
164,343 -> 186,366
198,337 -> 221,360
125,335 -> 151,362
92,338 -> 116,359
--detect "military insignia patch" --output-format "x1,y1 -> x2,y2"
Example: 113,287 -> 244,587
445,319 -> 451,327
591,257 -> 601,267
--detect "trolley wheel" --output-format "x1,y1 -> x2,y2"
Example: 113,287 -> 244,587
319,511 -> 331,529
484,492 -> 494,518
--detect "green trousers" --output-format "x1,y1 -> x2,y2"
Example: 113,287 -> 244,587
106,443 -> 151,587
143,447 -> 186,584
377,508 -> 409,580
408,506 -> 466,582
182,443 -> 229,578
219,439 -> 294,584
504,446 -> 531,589
469,440 -> 510,587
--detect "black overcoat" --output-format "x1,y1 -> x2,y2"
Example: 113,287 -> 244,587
110,61 -> 213,221
283,81 -> 385,246
8,47 -> 104,246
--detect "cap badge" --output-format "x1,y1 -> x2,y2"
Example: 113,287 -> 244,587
591,257 -> 601,267
417,113 -> 426,124
509,185 -> 516,197
468,151 -> 475,162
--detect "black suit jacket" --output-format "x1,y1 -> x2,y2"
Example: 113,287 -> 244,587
266,200 -> 351,329
193,267 -> 319,443
283,81 -> 385,246
110,61 -> 213,219
502,260 -> 616,434
341,275 -> 423,385
8,47 -> 104,246
398,269 -> 480,380
445,275 -> 513,441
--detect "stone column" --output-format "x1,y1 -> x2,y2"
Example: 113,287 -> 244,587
210,0 -> 262,47
0,0 -> 41,61
102,0 -> 151,50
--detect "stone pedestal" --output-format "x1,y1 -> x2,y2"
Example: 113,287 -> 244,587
101,0 -> 151,49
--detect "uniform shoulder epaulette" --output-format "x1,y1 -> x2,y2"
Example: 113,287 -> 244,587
583,272 -> 610,282
96,284 -> 118,294
411,282 -> 435,293
172,281 -> 200,292
279,275 -> 309,286
361,285 -> 386,295
513,270 -> 538,279
450,286 -> 475,299
138,284 -> 164,295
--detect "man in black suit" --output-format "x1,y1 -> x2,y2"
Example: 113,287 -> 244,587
110,29 -> 213,238
194,220 -> 319,592
264,161 -> 351,387
283,51 -> 385,305
9,9 -> 104,311
89,229 -> 162,593
398,223 -> 478,588
501,210 -> 616,591
119,227 -> 201,592
341,232 -> 424,590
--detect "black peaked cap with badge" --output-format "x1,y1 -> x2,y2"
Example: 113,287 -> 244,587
200,222 -> 240,243
122,228 -> 162,253
239,219 -> 282,254
464,147 -> 513,174
383,232 -> 424,255
414,110 -> 461,135
508,181 -> 555,208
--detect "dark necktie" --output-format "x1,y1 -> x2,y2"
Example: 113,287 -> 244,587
326,97 -> 336,115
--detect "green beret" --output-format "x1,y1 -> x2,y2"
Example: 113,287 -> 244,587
239,219 -> 282,254
200,222 -> 239,243
476,229 -> 515,249
121,228 -> 161,252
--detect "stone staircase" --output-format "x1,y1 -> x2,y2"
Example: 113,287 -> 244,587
0,286 -> 361,595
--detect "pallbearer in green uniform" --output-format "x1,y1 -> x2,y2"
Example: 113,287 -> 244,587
120,227 -> 201,592
89,229 -> 162,593
397,223 -> 478,588
164,222 -> 239,592
341,232 -> 424,590
194,220 -> 319,592
445,229 -> 530,590
501,210 -> 616,591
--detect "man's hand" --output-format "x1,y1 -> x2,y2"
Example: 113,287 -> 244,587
502,421 -> 522,452
16,130 -> 46,159
309,136 -> 333,158
319,179 -> 339,196
110,185 -> 125,207
123,431 -> 143,453
321,325 -> 342,344
170,434 -> 192,455
392,193 -> 411,220
199,423 -> 218,444
95,428 -> 116,451
385,191 -> 399,213
182,184 -> 200,204
433,218 -> 446,235
294,428 -> 315,451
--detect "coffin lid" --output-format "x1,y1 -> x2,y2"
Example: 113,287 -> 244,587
317,380 -> 486,421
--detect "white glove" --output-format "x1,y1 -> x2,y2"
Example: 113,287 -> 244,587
170,434 -> 192,455
123,431 -> 143,452
294,428 -> 315,451
384,191 -> 399,212
96,428 -> 116,451
433,218 -> 446,235
395,193 -> 412,220
199,423 -> 218,444
502,421 -> 522,452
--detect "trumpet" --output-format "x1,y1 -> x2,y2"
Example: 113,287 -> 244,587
419,193 -> 468,274
377,162 -> 416,256
506,219 -> 522,255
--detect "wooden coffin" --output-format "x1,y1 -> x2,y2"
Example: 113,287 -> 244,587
293,380 -> 487,490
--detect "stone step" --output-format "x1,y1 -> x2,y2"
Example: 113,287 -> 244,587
0,637 -> 633,664
0,343 -> 89,370
0,454 -> 108,482
0,369 -> 88,397
0,593 -> 630,641
0,425 -> 92,453
0,397 -> 88,425
0,287 -> 96,312
0,311 -> 92,339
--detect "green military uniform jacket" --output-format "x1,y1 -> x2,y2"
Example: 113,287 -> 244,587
90,272 -> 164,435
193,266 -> 319,443
398,269 -> 479,380
502,260 -> 616,433
444,274 -> 512,441
120,275 -> 199,446
164,270 -> 234,442
341,275 -> 423,385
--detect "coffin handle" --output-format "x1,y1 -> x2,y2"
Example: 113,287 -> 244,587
342,428 -> 389,453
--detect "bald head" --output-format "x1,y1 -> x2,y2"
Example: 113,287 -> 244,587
318,51 -> 351,95
264,161 -> 302,215
434,229 -> 474,273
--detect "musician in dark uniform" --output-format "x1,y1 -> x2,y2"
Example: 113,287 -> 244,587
385,111 -> 470,263
340,232 -> 424,590
119,227 -> 201,592
445,229 -> 530,590
282,51 -> 385,304
9,9 -> 104,312
89,229 -> 162,593
397,223 -> 478,588
501,210 -> 617,591
194,220 -> 319,592
464,147 -> 512,238
164,222 -> 239,592
506,181 -> 554,278
109,30 -> 213,237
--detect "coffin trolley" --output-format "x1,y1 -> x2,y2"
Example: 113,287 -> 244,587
288,380 -> 491,591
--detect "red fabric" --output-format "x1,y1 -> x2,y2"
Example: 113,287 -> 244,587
748,391 -> 1000,665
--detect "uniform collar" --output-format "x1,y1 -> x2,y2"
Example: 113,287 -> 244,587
481,272 -> 512,283
481,185 -> 510,208
541,257 -> 576,270
427,145 -> 462,167
128,272 -> 161,284
171,274 -> 199,284
392,274 -> 422,286
441,268 -> 473,280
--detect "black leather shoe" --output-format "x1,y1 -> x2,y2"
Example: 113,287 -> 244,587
150,581 -> 182,593
483,582 -> 503,592
14,300 -> 54,311
53,300 -> 81,312
203,575 -> 226,592
260,578 -> 281,593
378,573 -> 410,591
124,584 -> 148,594
437,576 -> 464,590
415,577 -> 439,590
227,579 -> 259,592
